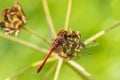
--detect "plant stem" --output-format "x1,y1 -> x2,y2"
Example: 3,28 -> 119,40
43,62 -> 57,80
84,22 -> 120,45
54,58 -> 63,80
5,57 -> 57,80
66,60 -> 94,80
24,26 -> 50,45
105,22 -> 120,32
64,0 -> 94,79
42,0 -> 56,38
0,32 -> 48,54
64,0 -> 72,30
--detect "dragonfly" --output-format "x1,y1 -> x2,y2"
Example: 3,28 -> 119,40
37,29 -> 86,74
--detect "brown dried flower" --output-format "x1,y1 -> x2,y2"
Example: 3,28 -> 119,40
52,29 -> 85,60
0,2 -> 26,36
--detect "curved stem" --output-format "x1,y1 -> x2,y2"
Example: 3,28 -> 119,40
42,0 -> 56,38
64,0 -> 72,30
43,62 -> 57,80
84,22 -> 120,45
66,60 -> 94,80
5,57 -> 57,80
24,26 -> 50,45
0,32 -> 48,53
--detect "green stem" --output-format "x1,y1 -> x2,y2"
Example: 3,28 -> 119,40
5,57 -> 57,80
64,0 -> 72,30
43,62 -> 57,80
66,60 -> 94,80
0,32 -> 48,53
84,22 -> 120,45
54,58 -> 63,80
24,26 -> 50,45
42,0 -> 56,38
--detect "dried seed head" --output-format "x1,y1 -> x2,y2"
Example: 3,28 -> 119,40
52,29 -> 85,60
0,2 -> 26,36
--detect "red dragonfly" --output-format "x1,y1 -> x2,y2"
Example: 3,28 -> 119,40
37,30 -> 85,74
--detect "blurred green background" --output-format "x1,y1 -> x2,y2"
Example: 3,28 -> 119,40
0,0 -> 120,80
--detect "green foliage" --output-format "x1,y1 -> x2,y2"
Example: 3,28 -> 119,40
0,0 -> 120,80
